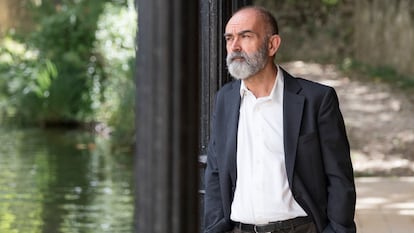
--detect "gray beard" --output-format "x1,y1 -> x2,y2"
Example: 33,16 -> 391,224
226,43 -> 268,80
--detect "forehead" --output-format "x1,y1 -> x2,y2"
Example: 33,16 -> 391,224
225,10 -> 262,34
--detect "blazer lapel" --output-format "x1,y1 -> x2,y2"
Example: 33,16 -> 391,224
282,69 -> 305,187
224,81 -> 241,187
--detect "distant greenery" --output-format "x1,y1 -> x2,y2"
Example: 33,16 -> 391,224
0,0 -> 136,144
2,39 -> 61,121
94,1 -> 136,144
340,58 -> 414,90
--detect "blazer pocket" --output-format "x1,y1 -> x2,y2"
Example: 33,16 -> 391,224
298,132 -> 318,144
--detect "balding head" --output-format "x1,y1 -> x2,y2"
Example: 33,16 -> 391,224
224,6 -> 282,80
231,6 -> 279,36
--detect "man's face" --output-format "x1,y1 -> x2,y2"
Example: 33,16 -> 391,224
224,10 -> 269,80
226,39 -> 268,80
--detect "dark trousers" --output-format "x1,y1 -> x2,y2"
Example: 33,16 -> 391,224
230,222 -> 317,233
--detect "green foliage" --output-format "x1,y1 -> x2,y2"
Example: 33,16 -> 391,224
28,0 -> 108,123
340,58 -> 414,90
0,0 -> 137,145
0,38 -> 58,124
322,0 -> 339,6
0,0 -> 106,125
93,0 -> 136,144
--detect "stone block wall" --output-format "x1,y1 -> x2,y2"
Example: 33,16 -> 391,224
354,0 -> 414,76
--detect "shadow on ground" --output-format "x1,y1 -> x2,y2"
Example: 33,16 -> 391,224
282,61 -> 414,177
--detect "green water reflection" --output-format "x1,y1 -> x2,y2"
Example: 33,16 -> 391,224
0,128 -> 134,233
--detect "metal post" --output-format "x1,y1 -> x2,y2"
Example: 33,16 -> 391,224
135,0 -> 199,232
198,0 -> 253,169
198,0 -> 252,231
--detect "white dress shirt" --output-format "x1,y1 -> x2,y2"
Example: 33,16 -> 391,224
230,66 -> 307,224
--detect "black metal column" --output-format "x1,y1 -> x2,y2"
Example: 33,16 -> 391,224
198,0 -> 252,231
135,1 -> 199,233
199,0 -> 253,165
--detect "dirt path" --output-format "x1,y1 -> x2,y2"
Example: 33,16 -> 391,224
282,61 -> 414,176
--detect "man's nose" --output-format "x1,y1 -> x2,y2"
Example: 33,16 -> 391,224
229,38 -> 241,52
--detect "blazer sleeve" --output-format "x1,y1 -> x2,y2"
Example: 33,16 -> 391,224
203,95 -> 231,233
318,88 -> 356,233
204,140 -> 228,233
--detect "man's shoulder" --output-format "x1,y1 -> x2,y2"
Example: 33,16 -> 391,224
221,80 -> 240,90
216,80 -> 240,95
283,69 -> 333,93
295,76 -> 331,91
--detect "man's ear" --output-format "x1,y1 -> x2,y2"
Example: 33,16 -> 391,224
268,35 -> 281,56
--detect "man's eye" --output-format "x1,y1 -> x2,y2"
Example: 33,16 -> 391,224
225,37 -> 233,42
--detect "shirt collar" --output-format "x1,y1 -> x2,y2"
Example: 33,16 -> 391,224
239,79 -> 249,97
239,65 -> 283,100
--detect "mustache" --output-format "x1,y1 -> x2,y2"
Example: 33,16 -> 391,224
227,51 -> 249,63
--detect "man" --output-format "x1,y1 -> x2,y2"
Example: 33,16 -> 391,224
204,6 -> 356,233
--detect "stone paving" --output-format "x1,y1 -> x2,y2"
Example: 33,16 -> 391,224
355,177 -> 414,233
283,61 -> 414,176
282,61 -> 414,232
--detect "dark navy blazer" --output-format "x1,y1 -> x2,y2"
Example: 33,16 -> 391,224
203,68 -> 356,233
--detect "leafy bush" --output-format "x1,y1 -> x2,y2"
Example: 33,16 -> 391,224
1,0 -> 135,123
0,38 -> 57,125
27,0 -> 108,124
93,0 -> 136,144
0,0 -> 107,125
0,0 -> 136,145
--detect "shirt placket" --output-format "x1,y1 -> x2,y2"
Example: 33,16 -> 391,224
252,99 -> 267,222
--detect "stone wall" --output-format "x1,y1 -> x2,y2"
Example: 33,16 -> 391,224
254,0 -> 354,63
354,0 -> 414,76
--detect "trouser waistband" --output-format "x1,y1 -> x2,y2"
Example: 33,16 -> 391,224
235,216 -> 312,233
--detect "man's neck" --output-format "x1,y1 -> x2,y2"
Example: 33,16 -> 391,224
243,64 -> 278,98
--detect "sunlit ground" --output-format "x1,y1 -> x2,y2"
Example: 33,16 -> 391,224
355,177 -> 414,233
283,60 -> 414,232
282,61 -> 414,176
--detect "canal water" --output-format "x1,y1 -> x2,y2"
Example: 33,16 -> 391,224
0,127 -> 134,233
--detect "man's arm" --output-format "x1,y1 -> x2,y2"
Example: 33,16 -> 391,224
318,88 -> 356,233
204,140 -> 227,233
203,95 -> 230,233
